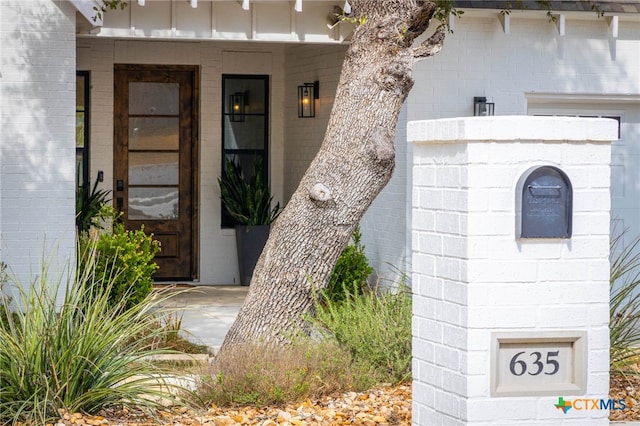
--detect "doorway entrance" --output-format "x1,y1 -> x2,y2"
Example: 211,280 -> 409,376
114,65 -> 198,280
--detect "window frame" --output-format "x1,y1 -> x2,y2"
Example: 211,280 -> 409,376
220,74 -> 270,228
76,71 -> 91,198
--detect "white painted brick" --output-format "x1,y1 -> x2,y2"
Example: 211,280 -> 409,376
413,253 -> 435,276
465,399 -> 537,422
416,317 -> 443,344
535,306 -> 590,327
442,281 -> 467,306
434,389 -> 461,418
413,295 -> 436,320
442,189 -> 468,212
412,339 -> 436,363
466,375 -> 489,399
435,212 -> 462,235
412,381 -> 436,407
492,239 -> 563,260
588,349 -> 610,373
413,275 -> 444,299
588,303 -> 611,327
435,346 -> 461,371
467,260 -> 538,283
467,213 -> 513,237
435,301 -> 461,326
537,260 -> 590,282
467,306 -> 537,328
442,324 -> 467,350
416,359 -> 443,388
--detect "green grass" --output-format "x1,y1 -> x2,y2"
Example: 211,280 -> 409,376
0,244 -> 191,424
197,280 -> 412,408
311,285 -> 412,384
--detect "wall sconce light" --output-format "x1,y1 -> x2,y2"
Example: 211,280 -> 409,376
298,81 -> 319,118
230,92 -> 245,122
474,96 -> 495,116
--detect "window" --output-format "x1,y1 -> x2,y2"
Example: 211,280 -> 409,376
76,71 -> 90,197
221,74 -> 269,227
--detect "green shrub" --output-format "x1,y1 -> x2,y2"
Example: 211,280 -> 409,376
610,228 -> 640,374
312,284 -> 412,384
324,226 -> 373,303
79,209 -> 160,311
0,246 -> 186,425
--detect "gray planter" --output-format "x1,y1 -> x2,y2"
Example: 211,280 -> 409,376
235,225 -> 270,285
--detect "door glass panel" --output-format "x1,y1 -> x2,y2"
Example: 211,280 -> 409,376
76,112 -> 85,148
223,79 -> 266,114
129,152 -> 179,185
129,117 -> 179,150
128,187 -> 179,220
223,116 -> 266,150
129,82 -> 179,115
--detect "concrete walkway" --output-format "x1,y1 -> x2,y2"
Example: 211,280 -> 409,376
160,285 -> 248,353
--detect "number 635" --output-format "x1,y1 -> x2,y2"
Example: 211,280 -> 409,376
509,351 -> 560,376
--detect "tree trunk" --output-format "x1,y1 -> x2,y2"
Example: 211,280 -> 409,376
218,0 -> 445,353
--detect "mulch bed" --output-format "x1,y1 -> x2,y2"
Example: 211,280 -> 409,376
43,375 -> 640,425
54,384 -> 411,426
610,373 -> 640,422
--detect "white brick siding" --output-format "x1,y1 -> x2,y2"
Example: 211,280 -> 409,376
410,116 -> 615,425
389,12 -> 640,287
0,0 -> 76,292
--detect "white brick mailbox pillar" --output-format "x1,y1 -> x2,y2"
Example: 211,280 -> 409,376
409,116 -> 618,425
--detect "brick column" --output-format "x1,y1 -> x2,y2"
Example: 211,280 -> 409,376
409,116 -> 617,425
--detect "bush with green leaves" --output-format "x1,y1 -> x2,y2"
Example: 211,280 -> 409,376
0,247 -> 186,425
312,283 -> 412,384
78,207 -> 160,311
324,226 -> 373,303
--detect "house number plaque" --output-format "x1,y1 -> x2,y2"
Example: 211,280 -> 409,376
491,332 -> 586,397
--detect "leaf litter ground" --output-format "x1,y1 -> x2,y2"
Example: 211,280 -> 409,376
52,384 -> 411,426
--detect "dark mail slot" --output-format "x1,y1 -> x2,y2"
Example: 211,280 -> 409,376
517,166 -> 572,239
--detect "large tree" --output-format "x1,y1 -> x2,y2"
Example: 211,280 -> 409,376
218,0 -> 447,356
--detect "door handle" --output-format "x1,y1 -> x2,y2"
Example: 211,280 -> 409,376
117,197 -> 123,211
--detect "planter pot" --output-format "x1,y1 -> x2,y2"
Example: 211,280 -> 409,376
235,225 -> 270,286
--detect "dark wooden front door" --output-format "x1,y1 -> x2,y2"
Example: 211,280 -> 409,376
114,65 -> 198,280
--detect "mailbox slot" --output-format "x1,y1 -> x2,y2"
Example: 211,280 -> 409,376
517,166 -> 572,239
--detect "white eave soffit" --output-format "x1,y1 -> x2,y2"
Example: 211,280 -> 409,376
70,0 -> 104,26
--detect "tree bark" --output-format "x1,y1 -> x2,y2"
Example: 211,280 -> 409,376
218,0 -> 444,354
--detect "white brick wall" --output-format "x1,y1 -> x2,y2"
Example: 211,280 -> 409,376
0,0 -> 76,292
283,44 -> 346,200
410,117 -> 616,425
388,12 -> 640,291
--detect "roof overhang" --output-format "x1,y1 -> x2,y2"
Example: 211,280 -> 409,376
70,0 -> 103,26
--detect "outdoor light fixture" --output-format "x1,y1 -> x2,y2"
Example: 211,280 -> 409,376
474,96 -> 495,116
230,92 -> 245,122
298,81 -> 319,118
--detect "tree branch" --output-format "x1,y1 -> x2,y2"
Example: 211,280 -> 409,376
405,2 -> 437,43
413,29 -> 446,60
